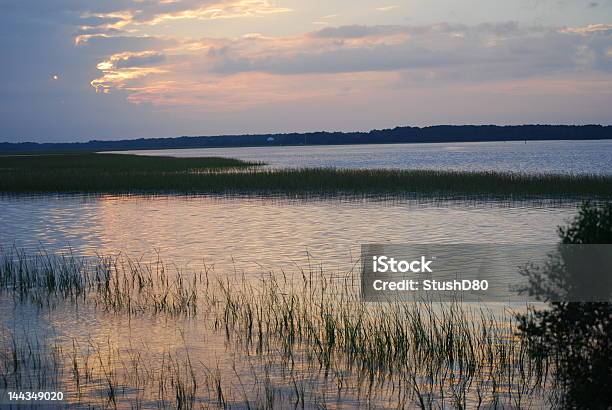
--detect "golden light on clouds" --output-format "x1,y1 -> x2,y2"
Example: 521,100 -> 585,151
83,0 -> 295,98
91,51 -> 168,93
70,0 -> 612,118
0,0 -> 610,142
143,0 -> 291,24
91,67 -> 168,93
376,5 -> 399,11
561,23 -> 612,34
75,0 -> 290,45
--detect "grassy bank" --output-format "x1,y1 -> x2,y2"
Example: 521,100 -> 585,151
0,152 -> 261,172
0,152 -> 610,198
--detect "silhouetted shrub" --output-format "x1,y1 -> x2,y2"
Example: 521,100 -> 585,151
518,202 -> 612,409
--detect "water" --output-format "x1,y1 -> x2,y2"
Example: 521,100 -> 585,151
0,195 -> 578,273
2,139 -> 604,407
0,195 -> 577,405
115,139 -> 612,175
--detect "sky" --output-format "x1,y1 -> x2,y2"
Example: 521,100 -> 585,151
1,0 -> 611,142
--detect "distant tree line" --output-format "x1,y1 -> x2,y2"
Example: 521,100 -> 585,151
2,125 -> 611,153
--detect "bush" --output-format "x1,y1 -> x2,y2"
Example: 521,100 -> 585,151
518,202 -> 612,409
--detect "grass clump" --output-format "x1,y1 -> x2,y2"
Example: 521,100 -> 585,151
0,153 -> 610,198
208,271 -> 550,408
0,248 -> 199,316
0,152 -> 261,172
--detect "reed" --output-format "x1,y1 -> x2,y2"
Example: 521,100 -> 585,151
0,152 -> 261,172
0,248 -> 555,407
1,153 -> 610,198
207,271 -> 551,408
0,247 -> 199,316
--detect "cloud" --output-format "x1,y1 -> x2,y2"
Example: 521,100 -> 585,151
140,0 -> 291,24
309,24 -> 404,39
561,23 -> 612,34
74,0 -> 291,45
0,0 -> 189,141
91,51 -> 168,92
376,5 -> 399,11
1,0 -> 611,141
102,51 -> 166,69
77,18 -> 612,113
121,71 -> 400,111
202,23 -> 611,77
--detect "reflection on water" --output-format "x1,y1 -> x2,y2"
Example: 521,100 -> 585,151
0,259 -> 550,408
116,139 -> 612,175
0,194 -> 576,407
0,194 -> 578,274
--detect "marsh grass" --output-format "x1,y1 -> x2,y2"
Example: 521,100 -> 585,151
0,247 -> 199,316
0,248 -> 556,408
0,152 -> 261,172
207,271 -> 552,408
0,329 -> 351,409
0,153 -> 610,198
0,330 -> 204,409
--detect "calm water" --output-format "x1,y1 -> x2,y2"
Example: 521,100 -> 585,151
0,195 -> 578,273
3,139 -> 605,407
0,194 -> 574,407
116,139 -> 612,174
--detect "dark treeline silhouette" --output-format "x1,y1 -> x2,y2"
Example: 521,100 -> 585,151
2,125 -> 611,153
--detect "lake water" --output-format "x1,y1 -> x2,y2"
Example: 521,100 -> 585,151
0,195 -> 578,273
116,139 -> 612,175
2,140 -> 609,407
0,194 -> 574,408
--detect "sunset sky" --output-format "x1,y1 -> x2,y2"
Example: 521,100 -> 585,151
1,0 -> 611,142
